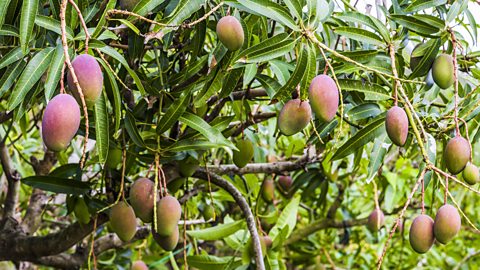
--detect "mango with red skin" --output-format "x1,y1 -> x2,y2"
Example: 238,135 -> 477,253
152,226 -> 179,251
42,94 -> 80,151
434,204 -> 461,244
278,99 -> 312,136
409,214 -> 435,254
308,75 -> 339,122
385,106 -> 409,146
67,54 -> 103,107
216,16 -> 244,51
131,260 -> 148,270
444,136 -> 471,174
129,178 -> 155,223
155,196 -> 182,236
109,202 -> 137,242
366,208 -> 384,232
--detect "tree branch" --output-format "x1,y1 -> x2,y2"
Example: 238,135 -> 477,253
193,168 -> 265,270
0,135 -> 20,219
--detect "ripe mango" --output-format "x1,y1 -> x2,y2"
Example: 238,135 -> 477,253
216,16 -> 244,51
152,226 -> 179,251
366,208 -> 384,232
409,214 -> 435,254
277,175 -> 292,192
109,201 -> 137,242
432,54 -> 454,89
155,195 -> 182,236
131,260 -> 148,270
277,99 -> 312,136
233,139 -> 254,168
444,136 -> 470,174
433,204 -> 461,244
308,75 -> 339,122
129,178 -> 155,223
41,94 -> 80,151
385,106 -> 408,146
67,54 -> 103,106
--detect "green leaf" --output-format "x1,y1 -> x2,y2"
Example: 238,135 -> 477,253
0,25 -> 19,37
187,255 -> 240,270
161,0 -> 203,27
300,43 -> 317,100
219,67 -> 244,98
22,176 -> 91,195
194,70 -> 224,108
334,27 -> 385,46
8,47 -> 55,110
157,92 -> 191,134
270,196 -> 300,241
412,15 -> 445,30
234,0 -> 300,31
180,112 -> 236,149
410,39 -> 441,78
284,0 -> 302,19
166,139 -> 229,152
110,18 -> 141,35
19,0 -> 38,54
332,116 -> 386,160
0,47 -> 27,70
187,220 -> 246,240
0,0 -> 11,29
94,92 -> 109,164
35,15 -> 74,39
347,103 -> 381,121
366,133 -> 390,183
125,110 -> 146,147
336,12 -> 390,42
92,0 -> 117,38
0,60 -> 26,99
404,0 -> 447,13
465,10 -> 478,44
338,79 -> 391,101
273,45 -> 308,101
132,0 -> 166,17
91,41 -> 145,95
97,57 -> 121,132
446,0 -> 468,23
238,33 -> 296,63
390,15 -> 440,36
44,44 -> 66,101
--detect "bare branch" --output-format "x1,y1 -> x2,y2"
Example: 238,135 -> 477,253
0,135 -> 21,219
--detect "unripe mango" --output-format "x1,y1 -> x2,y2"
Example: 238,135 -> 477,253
233,139 -> 254,168
67,54 -> 103,106
202,204 -> 216,221
129,178 -> 155,223
463,162 -> 479,185
261,179 -> 275,203
277,99 -> 312,136
109,202 -> 137,242
74,197 -> 90,224
366,208 -> 384,232
41,94 -> 80,151
308,75 -> 339,122
277,175 -> 292,192
131,260 -> 148,270
216,16 -> 244,51
106,147 -> 123,169
155,195 -> 182,236
432,54 -> 454,89
178,156 -> 199,177
434,204 -> 461,244
444,136 -> 470,174
385,106 -> 408,146
409,214 -> 435,254
152,225 -> 179,251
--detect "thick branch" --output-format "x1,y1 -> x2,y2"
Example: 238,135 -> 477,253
193,168 -> 265,270
0,135 -> 20,219
229,112 -> 276,137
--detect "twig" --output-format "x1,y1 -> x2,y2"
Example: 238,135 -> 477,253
430,165 -> 480,195
68,0 -> 90,52
450,28 -> 460,135
376,169 -> 426,269
453,250 -> 480,270
60,0 -> 89,168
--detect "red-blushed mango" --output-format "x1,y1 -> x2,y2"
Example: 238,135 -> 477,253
216,16 -> 244,51
131,260 -> 148,270
444,136 -> 471,174
120,0 -> 139,10
308,75 -> 339,122
67,54 -> 103,106
385,106 -> 408,146
434,204 -> 461,244
152,225 -> 179,251
41,94 -> 80,151
233,139 -> 254,168
277,175 -> 292,192
109,201 -> 137,242
155,195 -> 182,236
366,208 -> 384,232
463,162 -> 479,185
432,54 -> 454,89
277,99 -> 312,136
261,179 -> 275,203
129,178 -> 155,223
409,214 -> 435,254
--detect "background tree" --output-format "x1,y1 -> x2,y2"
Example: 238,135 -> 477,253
0,0 -> 480,269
